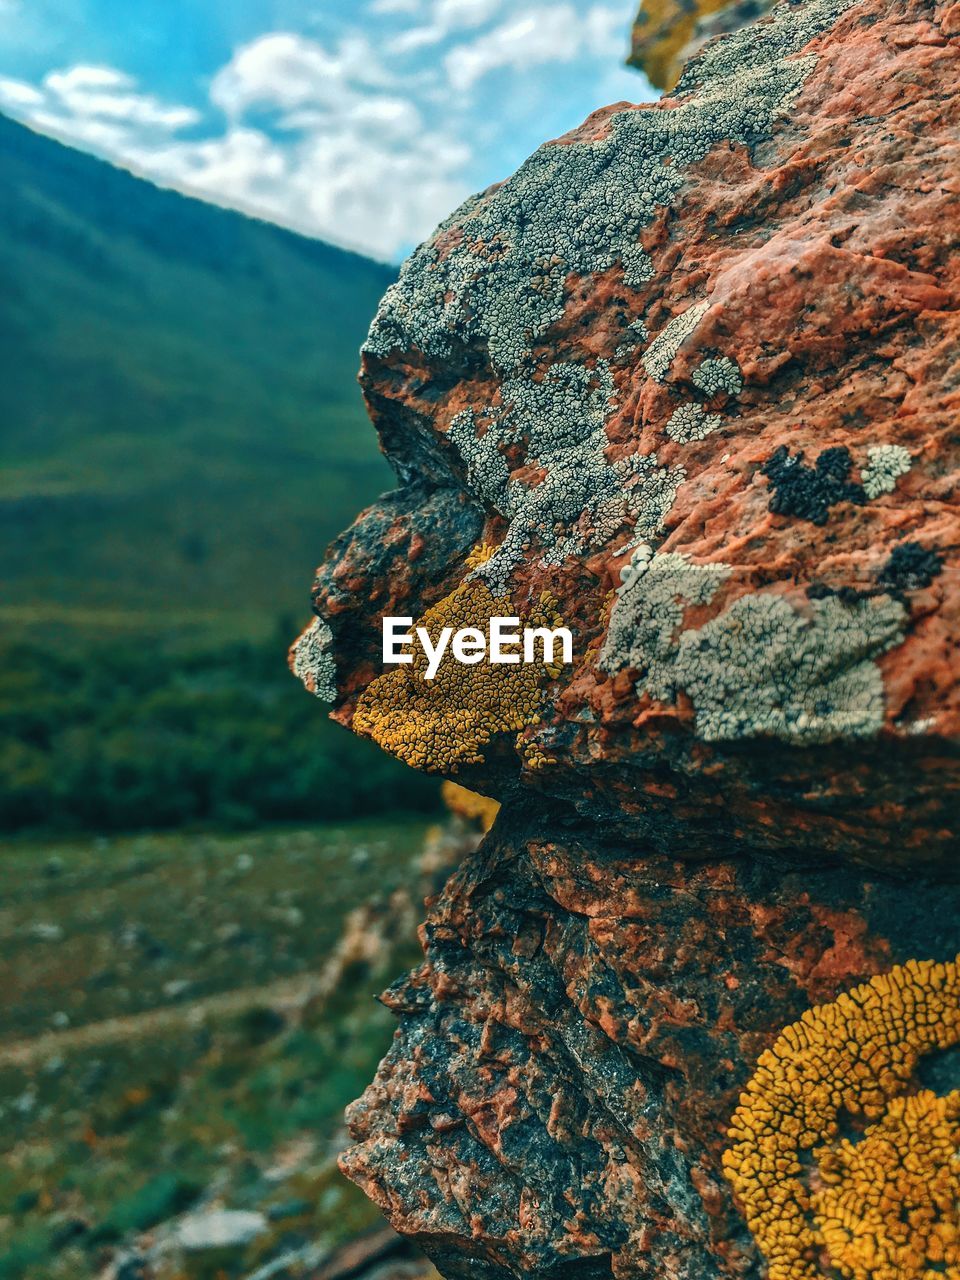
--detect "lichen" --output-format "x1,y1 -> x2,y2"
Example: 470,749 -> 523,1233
666,401 -> 724,443
763,445 -> 866,526
691,354 -> 743,398
449,360 -> 684,594
813,1089 -> 960,1280
361,0 -> 851,598
723,956 -> 960,1280
290,617 -> 337,702
642,300 -> 711,382
862,445 -> 913,499
629,0 -> 744,90
879,542 -> 944,593
616,315 -> 651,360
367,0 -> 851,375
601,551 -> 906,742
600,547 -> 731,674
441,781 -> 501,832
352,545 -> 565,772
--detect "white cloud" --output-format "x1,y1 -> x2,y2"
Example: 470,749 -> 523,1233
0,62 -> 201,191
445,3 -> 625,91
211,32 -> 391,118
0,38 -> 471,260
369,0 -> 421,13
188,29 -> 473,257
387,0 -> 503,53
0,75 -> 44,108
132,118 -> 470,261
42,64 -> 201,130
45,65 -> 131,93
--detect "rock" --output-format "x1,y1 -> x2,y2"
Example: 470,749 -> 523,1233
340,821 -> 960,1280
242,1246 -> 327,1280
28,922 -> 63,941
292,0 -> 960,1277
162,978 -> 192,1000
628,0 -> 776,89
265,1198 -> 312,1222
104,1252 -> 149,1280
177,1209 -> 268,1252
296,0 -> 959,876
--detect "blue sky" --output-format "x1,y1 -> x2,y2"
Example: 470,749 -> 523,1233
0,0 -> 653,261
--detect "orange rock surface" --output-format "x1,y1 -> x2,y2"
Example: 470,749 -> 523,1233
291,0 -> 960,1274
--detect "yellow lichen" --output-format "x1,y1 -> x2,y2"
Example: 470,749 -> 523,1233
723,956 -> 960,1280
520,741 -> 559,771
813,1090 -> 960,1280
441,781 -> 501,832
353,544 -> 566,772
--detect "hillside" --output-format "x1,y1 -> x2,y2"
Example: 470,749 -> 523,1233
0,115 -> 443,834
0,112 -> 396,626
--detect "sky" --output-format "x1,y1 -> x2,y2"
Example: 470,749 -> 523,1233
0,0 -> 653,262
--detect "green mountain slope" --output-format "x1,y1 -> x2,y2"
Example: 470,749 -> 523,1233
0,116 -> 442,834
0,112 -> 395,624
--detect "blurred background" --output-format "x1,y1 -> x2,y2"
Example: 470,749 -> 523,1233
0,3 -> 653,1276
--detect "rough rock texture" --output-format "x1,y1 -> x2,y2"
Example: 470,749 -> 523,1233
629,0 -> 778,89
341,814 -> 960,1280
292,0 -> 960,1276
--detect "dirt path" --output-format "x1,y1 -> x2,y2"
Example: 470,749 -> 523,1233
0,970 -> 326,1068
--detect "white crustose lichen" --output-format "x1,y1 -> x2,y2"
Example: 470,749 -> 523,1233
449,360 -> 685,593
691,355 -> 743,398
291,617 -> 337,703
601,548 -> 906,744
666,402 -> 724,443
861,445 -> 912,499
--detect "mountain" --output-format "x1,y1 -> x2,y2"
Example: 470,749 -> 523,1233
0,112 -> 396,629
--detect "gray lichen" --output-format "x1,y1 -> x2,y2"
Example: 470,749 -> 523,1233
660,592 -> 906,742
642,302 -> 711,383
449,361 -> 684,593
691,355 -> 743,398
615,316 -> 651,360
861,445 -> 912,499
666,402 -> 723,443
600,548 -> 730,672
363,0 -> 854,592
365,0 -> 853,376
291,617 -> 337,703
601,551 -> 906,743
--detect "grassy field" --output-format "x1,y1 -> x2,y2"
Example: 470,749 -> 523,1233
0,117 -> 446,1276
0,820 -> 432,1280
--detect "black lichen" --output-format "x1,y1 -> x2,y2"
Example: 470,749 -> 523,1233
878,542 -> 944,593
762,445 -> 866,526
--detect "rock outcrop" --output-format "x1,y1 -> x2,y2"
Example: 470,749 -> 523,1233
293,0 -> 960,1276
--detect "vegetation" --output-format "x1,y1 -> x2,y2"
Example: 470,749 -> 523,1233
0,118 -> 442,1276
0,624 -> 439,834
0,113 -> 396,619
0,822 -> 431,1279
0,114 -> 440,834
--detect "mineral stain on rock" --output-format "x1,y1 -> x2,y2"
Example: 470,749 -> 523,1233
291,0 -> 960,1275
